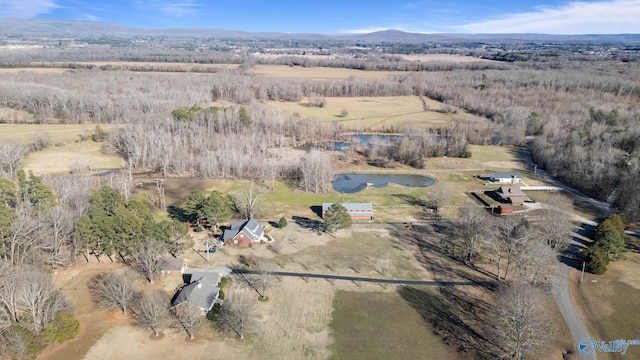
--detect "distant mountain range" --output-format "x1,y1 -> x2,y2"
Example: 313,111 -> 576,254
1,18 -> 639,43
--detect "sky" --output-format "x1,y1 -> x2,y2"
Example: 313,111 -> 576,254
1,0 -> 640,34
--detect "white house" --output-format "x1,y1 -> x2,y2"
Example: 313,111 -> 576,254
490,172 -> 521,184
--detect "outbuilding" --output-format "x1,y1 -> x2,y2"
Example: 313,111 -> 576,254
490,172 -> 521,184
322,202 -> 373,220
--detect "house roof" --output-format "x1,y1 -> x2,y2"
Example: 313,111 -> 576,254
222,218 -> 265,241
171,272 -> 219,310
498,186 -> 524,197
160,257 -> 185,271
322,202 -> 373,212
491,172 -> 521,179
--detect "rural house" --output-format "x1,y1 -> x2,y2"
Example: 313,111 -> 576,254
322,202 -> 374,220
159,257 -> 187,275
496,185 -> 525,206
490,172 -> 521,184
170,272 -> 221,315
222,218 -> 268,247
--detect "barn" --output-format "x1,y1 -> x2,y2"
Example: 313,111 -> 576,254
322,202 -> 373,220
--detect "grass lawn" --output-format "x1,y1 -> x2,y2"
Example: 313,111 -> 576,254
329,289 -> 462,360
575,252 -> 640,359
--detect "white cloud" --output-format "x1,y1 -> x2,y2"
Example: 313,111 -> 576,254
154,0 -> 202,17
0,0 -> 59,18
456,0 -> 640,34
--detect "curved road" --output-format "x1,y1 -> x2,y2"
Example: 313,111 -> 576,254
522,146 -> 604,360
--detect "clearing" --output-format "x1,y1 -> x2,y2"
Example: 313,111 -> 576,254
0,123 -> 123,175
246,65 -> 405,80
266,95 -> 484,130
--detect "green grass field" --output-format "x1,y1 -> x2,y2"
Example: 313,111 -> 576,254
329,289 -> 461,360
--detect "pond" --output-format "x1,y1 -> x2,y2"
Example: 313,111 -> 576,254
327,134 -> 405,150
332,173 -> 435,194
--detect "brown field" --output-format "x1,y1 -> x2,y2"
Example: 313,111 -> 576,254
267,95 -> 485,130
246,65 -> 405,80
575,252 -> 640,360
0,67 -> 69,74
395,54 -> 496,63
0,62 -> 239,73
1,123 -> 124,176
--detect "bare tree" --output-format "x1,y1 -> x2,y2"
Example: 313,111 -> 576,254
458,203 -> 488,264
514,240 -> 558,287
426,182 -> 450,211
7,201 -> 45,266
299,149 -> 333,193
172,303 -> 201,340
492,283 -> 555,360
536,196 -> 574,251
128,238 -> 166,283
216,292 -> 260,339
0,262 -> 19,323
0,140 -> 26,178
486,216 -> 531,280
235,182 -> 268,219
18,268 -> 69,334
236,260 -> 276,300
132,290 -> 169,337
89,269 -> 139,315
111,168 -> 134,201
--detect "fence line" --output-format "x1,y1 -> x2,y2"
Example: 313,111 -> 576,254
336,168 -> 485,174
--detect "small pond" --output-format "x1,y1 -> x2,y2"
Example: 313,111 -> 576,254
327,134 -> 405,150
332,173 -> 435,194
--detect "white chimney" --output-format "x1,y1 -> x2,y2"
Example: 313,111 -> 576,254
197,281 -> 202,289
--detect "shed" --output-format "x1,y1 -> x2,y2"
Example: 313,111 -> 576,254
496,204 -> 513,214
497,185 -> 525,206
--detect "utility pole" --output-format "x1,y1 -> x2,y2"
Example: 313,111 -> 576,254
580,261 -> 586,283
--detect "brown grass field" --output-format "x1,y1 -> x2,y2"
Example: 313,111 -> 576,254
575,250 -> 640,360
267,95 -> 485,130
0,62 -> 239,73
0,123 -> 123,176
246,65 -> 405,80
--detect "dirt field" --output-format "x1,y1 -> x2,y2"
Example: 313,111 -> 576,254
267,95 -> 485,130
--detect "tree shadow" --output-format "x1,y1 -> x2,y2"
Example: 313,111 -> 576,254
310,206 -> 323,218
167,205 -> 188,222
391,193 -> 426,207
398,286 -> 498,357
292,215 -> 324,232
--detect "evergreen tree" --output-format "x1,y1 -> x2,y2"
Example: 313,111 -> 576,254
583,247 -> 609,275
323,203 -> 352,236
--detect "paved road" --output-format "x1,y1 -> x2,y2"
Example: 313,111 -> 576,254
522,145 -> 603,360
231,268 -> 496,287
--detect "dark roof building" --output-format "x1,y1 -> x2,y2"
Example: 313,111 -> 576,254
497,185 -> 525,206
170,272 -> 220,313
223,218 -> 267,247
322,202 -> 374,220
